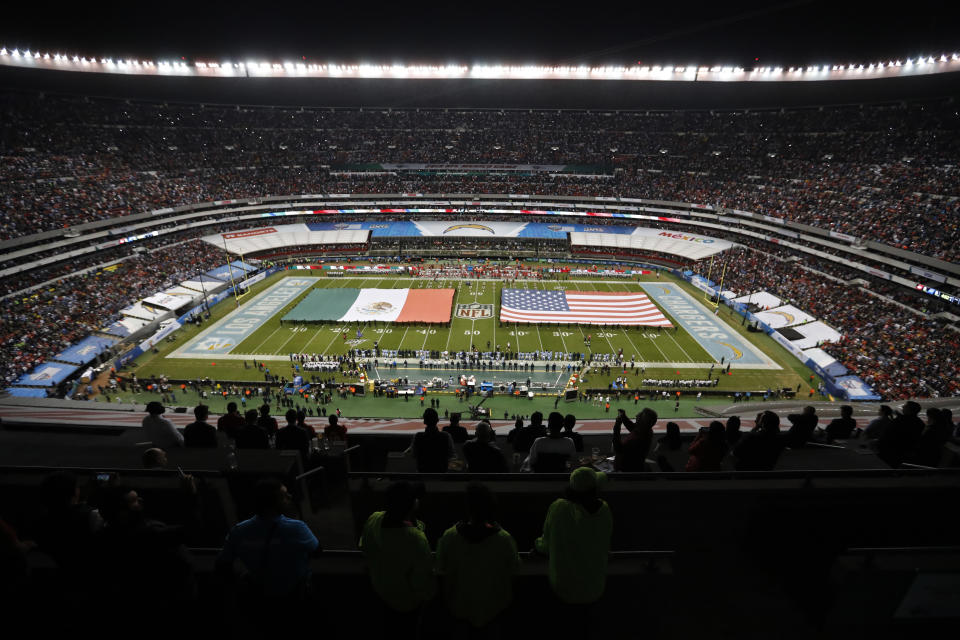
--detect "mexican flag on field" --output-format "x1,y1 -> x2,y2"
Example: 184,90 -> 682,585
283,288 -> 455,323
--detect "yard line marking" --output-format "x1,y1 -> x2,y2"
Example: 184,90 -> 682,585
606,281 -> 669,363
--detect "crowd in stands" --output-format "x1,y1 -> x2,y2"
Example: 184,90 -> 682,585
723,248 -> 960,399
2,92 -> 958,261
0,239 -> 227,384
2,398 -> 958,635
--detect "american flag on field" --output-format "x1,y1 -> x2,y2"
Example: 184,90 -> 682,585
500,289 -> 673,326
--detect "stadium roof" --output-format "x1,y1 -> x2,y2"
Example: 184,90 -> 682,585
2,1 -> 957,68
2,1 -> 958,109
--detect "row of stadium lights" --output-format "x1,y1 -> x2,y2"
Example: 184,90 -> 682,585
2,47 -> 959,79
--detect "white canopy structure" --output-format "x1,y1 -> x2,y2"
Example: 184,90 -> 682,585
569,227 -> 733,260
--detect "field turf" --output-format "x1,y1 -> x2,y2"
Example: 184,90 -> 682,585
107,268 -> 824,418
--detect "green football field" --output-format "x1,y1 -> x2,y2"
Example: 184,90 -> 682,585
229,275 -> 712,363
108,268 -> 824,418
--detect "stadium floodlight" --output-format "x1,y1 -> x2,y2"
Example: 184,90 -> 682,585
0,48 -> 7,56
12,49 -> 20,57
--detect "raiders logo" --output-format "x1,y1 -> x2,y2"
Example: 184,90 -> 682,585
456,303 -> 494,319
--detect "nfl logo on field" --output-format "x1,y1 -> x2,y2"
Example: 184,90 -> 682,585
456,303 -> 493,319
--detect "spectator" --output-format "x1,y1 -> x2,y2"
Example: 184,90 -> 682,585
562,413 -> 584,452
142,401 -> 183,449
824,405 -> 857,441
217,402 -> 245,439
235,409 -> 269,449
508,411 -> 547,455
732,410 -> 784,471
725,415 -> 743,448
535,467 -> 613,614
612,408 -> 657,472
408,408 -> 455,473
184,404 -> 217,448
142,447 -> 168,469
878,401 -> 925,468
436,483 -> 520,634
324,414 -> 347,442
784,406 -> 818,448
257,404 -> 279,435
31,470 -> 102,580
864,405 -> 894,440
911,408 -> 953,467
654,421 -> 683,453
525,411 -> 576,472
359,481 -> 435,639
276,408 -> 311,463
686,421 -> 729,472
442,412 -> 469,444
462,421 -> 508,473
93,484 -> 196,625
217,477 -> 319,629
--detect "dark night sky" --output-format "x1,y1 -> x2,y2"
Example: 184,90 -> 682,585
2,1 -> 958,67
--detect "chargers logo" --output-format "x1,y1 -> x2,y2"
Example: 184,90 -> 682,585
443,224 -> 495,235
767,311 -> 796,325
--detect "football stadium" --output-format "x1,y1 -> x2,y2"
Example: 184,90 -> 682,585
1,5 -> 959,637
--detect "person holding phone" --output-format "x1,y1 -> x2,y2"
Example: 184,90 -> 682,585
612,408 -> 657,472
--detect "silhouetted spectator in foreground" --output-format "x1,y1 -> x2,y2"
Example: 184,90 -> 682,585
535,467 -> 612,635
442,412 -> 469,444
184,404 -> 217,448
508,411 -> 546,455
93,484 -> 196,627
218,402 -> 245,439
276,408 -> 311,463
257,404 -> 279,435
437,483 -> 519,635
32,471 -> 103,582
824,405 -> 857,441
324,414 -> 347,442
732,410 -> 784,471
463,421 -> 508,473
612,408 -> 657,471
235,409 -> 269,449
655,421 -> 683,453
525,412 -> 576,472
725,415 -> 743,448
143,400 -> 183,449
142,447 -> 168,469
863,405 -> 894,441
878,401 -> 924,468
359,481 -> 435,640
217,478 -> 318,603
562,414 -> 584,452
784,406 -> 818,448
408,408 -> 455,473
911,407 -> 952,467
686,421 -> 729,472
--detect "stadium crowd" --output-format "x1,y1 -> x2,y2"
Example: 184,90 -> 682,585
0,239 -> 227,385
723,248 -> 960,399
2,93 -> 958,261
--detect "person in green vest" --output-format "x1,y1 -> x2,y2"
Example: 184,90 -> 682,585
436,483 -> 520,636
359,481 -> 435,639
535,467 -> 613,609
